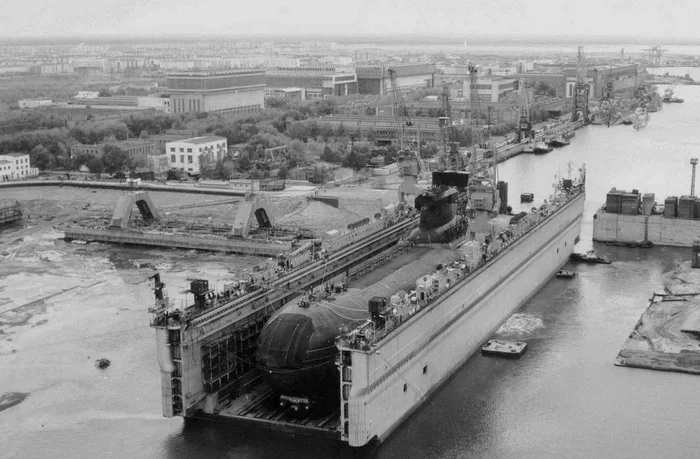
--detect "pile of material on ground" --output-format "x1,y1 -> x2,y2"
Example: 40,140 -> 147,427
276,200 -> 362,234
615,261 -> 700,375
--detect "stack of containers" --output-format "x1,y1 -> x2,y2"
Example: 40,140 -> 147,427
620,192 -> 641,215
678,195 -> 695,219
664,196 -> 678,218
642,193 -> 655,216
606,188 -> 622,214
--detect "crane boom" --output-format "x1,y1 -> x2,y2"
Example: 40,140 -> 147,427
387,68 -> 413,150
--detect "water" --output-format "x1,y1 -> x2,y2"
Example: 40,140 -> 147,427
3,88 -> 700,458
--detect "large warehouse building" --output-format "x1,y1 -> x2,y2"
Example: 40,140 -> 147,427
355,64 -> 436,96
265,67 -> 358,99
166,70 -> 265,115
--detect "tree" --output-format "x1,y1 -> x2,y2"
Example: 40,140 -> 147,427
30,145 -> 54,170
86,156 -> 104,177
277,165 -> 289,180
98,88 -> 111,97
102,145 -> 131,174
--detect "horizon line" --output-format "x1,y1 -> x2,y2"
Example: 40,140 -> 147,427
1,33 -> 700,46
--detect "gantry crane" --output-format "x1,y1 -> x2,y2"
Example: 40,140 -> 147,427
388,68 -> 422,203
571,46 -> 590,124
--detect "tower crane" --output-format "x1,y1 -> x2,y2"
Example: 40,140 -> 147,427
388,68 -> 422,203
571,46 -> 590,124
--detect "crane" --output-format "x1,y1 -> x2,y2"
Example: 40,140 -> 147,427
467,63 -> 494,176
516,77 -> 532,142
571,46 -> 590,124
388,68 -> 422,203
438,85 -> 462,170
388,68 -> 414,152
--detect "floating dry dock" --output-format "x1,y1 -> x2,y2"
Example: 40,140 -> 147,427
615,246 -> 700,375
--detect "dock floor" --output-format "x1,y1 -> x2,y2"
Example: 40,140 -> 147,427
204,384 -> 340,438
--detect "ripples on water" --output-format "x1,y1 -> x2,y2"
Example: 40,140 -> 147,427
4,69 -> 700,459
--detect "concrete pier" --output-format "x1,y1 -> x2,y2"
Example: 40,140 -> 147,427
64,227 -> 292,256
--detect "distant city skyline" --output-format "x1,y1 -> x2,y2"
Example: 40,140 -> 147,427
3,0 -> 700,41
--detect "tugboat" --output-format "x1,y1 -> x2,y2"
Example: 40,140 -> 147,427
533,141 -> 553,154
570,250 -> 612,264
550,135 -> 570,147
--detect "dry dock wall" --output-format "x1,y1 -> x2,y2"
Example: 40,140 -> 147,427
593,210 -> 700,247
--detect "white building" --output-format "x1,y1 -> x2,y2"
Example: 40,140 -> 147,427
0,153 -> 38,181
166,136 -> 227,175
464,76 -> 516,102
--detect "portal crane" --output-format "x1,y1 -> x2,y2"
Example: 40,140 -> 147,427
388,68 -> 422,203
571,46 -> 590,124
438,85 -> 462,170
516,77 -> 532,142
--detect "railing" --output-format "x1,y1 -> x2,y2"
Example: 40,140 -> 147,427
337,183 -> 585,351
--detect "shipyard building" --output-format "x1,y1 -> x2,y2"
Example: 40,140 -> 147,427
166,70 -> 265,115
70,140 -> 157,159
166,136 -> 227,175
355,64 -> 436,95
265,67 -> 358,100
464,76 -> 516,102
317,115 -> 441,146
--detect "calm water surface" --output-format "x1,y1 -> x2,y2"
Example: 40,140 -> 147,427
3,76 -> 700,459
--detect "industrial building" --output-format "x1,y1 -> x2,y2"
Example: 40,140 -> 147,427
355,64 -> 436,96
464,76 -> 516,102
167,70 -> 265,115
166,136 -> 227,175
70,140 -> 157,160
564,64 -> 639,100
317,115 -> 441,146
265,67 -> 358,99
264,87 -> 305,101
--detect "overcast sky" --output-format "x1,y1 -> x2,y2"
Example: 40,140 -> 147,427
3,0 -> 699,40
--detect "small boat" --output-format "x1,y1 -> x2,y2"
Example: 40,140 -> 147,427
556,270 -> 576,278
523,142 -> 535,153
562,131 -> 576,139
550,136 -> 570,147
570,250 -> 612,264
520,192 -> 534,203
533,141 -> 553,154
481,340 -> 527,358
95,358 -> 111,369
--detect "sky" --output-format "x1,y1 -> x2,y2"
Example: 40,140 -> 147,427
3,0 -> 700,41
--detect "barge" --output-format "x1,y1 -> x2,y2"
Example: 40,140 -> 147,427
593,187 -> 700,247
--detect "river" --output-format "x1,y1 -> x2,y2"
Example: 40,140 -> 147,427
3,75 -> 700,459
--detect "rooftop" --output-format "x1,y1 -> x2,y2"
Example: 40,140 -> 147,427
166,69 -> 264,78
0,153 -> 28,157
175,136 -> 227,145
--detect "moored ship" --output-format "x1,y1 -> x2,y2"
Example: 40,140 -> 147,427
150,162 -> 587,448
